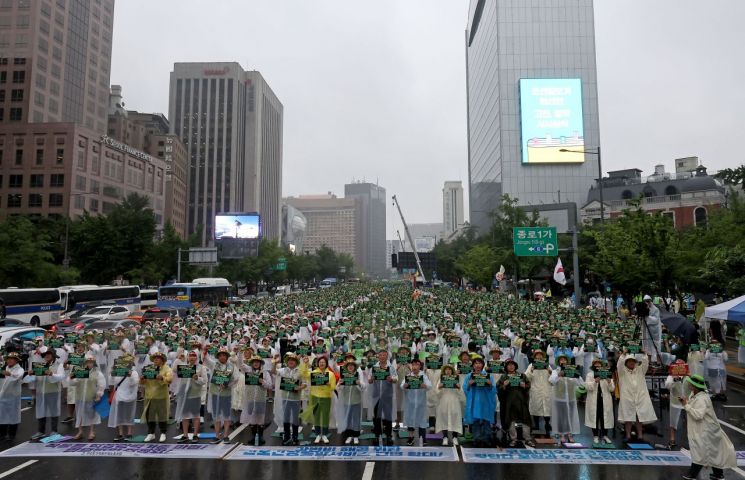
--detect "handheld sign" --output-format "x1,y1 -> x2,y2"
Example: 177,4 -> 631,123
670,362 -> 689,376
141,365 -> 159,380
67,354 -> 85,367
280,377 -> 299,392
32,362 -> 47,377
563,365 -> 578,378
441,374 -> 460,389
72,366 -> 90,379
135,343 -> 149,355
689,344 -> 701,352
488,360 -> 504,374
296,345 -> 311,356
112,361 -> 130,378
405,375 -> 423,389
627,343 -> 641,354
457,362 -> 473,375
341,371 -> 358,386
533,360 -> 547,370
710,344 -> 723,353
65,333 -> 78,344
372,367 -> 389,381
448,338 -> 462,348
311,372 -> 330,386
257,348 -> 271,359
211,370 -> 232,386
108,341 -> 121,351
425,343 -> 439,354
177,365 -> 196,379
244,372 -> 262,386
472,373 -> 489,387
425,355 -> 441,370
396,353 -> 410,364
508,374 -> 522,387
596,368 -> 611,380
48,338 -> 64,349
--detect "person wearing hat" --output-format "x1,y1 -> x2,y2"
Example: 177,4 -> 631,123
172,350 -> 208,444
681,374 -> 736,480
464,356 -> 497,447
394,346 -> 412,431
498,359 -> 533,447
239,355 -> 273,445
435,364 -> 464,446
704,340 -> 728,402
301,356 -> 337,444
617,351 -> 656,443
140,351 -> 173,443
525,350 -> 553,438
549,354 -> 582,444
204,347 -> 238,444
70,354 -> 106,441
31,348 -> 66,440
276,352 -> 307,446
401,357 -> 431,446
108,353 -> 140,442
0,352 -> 24,441
664,360 -> 688,449
336,357 -> 365,445
584,358 -> 614,445
641,295 -> 662,363
368,348 -> 398,446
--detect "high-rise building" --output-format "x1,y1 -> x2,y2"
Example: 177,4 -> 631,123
442,180 -> 464,237
385,239 -> 400,276
0,0 -> 115,134
344,182 -> 386,279
402,222 -> 444,253
466,0 -> 601,233
169,62 -> 283,244
285,194 -> 361,267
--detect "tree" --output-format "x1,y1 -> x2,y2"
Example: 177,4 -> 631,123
0,217 -> 64,287
455,244 -> 498,288
715,165 -> 745,185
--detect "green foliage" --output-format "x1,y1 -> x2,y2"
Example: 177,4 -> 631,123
455,244 -> 498,287
0,217 -> 65,287
715,165 -> 745,185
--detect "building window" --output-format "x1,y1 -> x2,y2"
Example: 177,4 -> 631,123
28,193 -> 42,207
35,148 -> 44,165
48,193 -> 63,207
50,173 -> 64,187
11,71 -> 24,84
9,174 -> 22,188
0,90 -> 5,102
7,194 -> 22,208
0,71 -> 5,83
73,195 -> 85,209
55,148 -> 63,164
14,149 -> 22,165
0,107 -> 3,121
694,207 -> 708,227
75,175 -> 86,190
89,198 -> 98,212
10,89 -> 22,101
665,185 -> 679,196
9,107 -> 21,121
30,174 -> 43,187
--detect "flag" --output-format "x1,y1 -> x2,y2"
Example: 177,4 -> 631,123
553,258 -> 567,285
495,264 -> 506,281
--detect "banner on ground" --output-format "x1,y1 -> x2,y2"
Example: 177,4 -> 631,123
226,446 -> 458,462
0,442 -> 234,459
462,448 -> 690,466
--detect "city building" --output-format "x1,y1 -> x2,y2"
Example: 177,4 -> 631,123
401,222 -> 444,253
285,194 -> 361,267
0,122 -> 168,228
581,164 -> 727,229
443,180 -> 464,237
281,203 -> 307,254
0,0 -> 115,134
675,156 -> 699,174
466,0 -> 601,233
345,182 -> 386,279
169,62 -> 283,245
385,239 -> 401,276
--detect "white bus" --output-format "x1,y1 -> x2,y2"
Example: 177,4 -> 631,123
59,285 -> 141,318
139,289 -> 158,308
0,288 -> 63,327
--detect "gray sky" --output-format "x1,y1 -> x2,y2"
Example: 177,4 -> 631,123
111,0 -> 745,239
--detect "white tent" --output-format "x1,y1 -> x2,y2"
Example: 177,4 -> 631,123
704,295 -> 745,324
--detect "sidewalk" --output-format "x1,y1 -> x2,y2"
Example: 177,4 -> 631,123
725,345 -> 745,387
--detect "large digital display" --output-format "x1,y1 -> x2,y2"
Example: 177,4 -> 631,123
215,213 -> 261,240
519,78 -> 585,164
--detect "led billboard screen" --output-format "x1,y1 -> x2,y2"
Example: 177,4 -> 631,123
519,78 -> 585,164
214,213 -> 261,240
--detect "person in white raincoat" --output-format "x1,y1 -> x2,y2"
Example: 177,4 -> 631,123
62,341 -> 87,424
204,347 -> 239,444
681,374 -> 736,480
704,341 -> 728,401
617,352 -> 656,442
239,355 -> 273,445
435,364 -> 465,446
584,358 -> 614,445
32,349 -> 66,440
549,354 -> 583,442
687,344 -> 705,378
172,350 -> 208,443
275,353 -> 307,446
401,357 -> 431,446
108,353 -> 140,441
368,349 -> 398,446
524,350 -> 552,437
0,352 -> 24,441
663,360 -> 688,449
336,357 -> 366,445
70,355 -> 106,440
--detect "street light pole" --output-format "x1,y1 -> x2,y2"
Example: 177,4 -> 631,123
559,147 -> 604,223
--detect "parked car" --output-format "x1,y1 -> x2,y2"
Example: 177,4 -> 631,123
0,318 -> 26,327
141,307 -> 186,322
125,310 -> 147,323
56,317 -> 101,334
0,326 -> 46,349
74,305 -> 131,321
85,319 -> 140,331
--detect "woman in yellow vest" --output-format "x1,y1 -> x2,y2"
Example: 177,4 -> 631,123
140,352 -> 173,443
301,356 -> 337,444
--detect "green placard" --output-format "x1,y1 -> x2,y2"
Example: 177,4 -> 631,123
508,374 -> 522,387
472,373 -> 489,387
32,362 -> 47,377
596,368 -> 611,379
710,344 -> 723,353
689,344 -> 700,352
67,354 -> 85,367
47,338 -> 64,348
488,360 -> 504,374
244,372 -> 261,386
211,370 -> 232,386
533,360 -> 547,370
513,227 -> 558,257
396,354 -> 410,364
177,365 -> 196,379
112,361 -> 130,377
311,372 -> 329,386
563,365 -> 578,378
108,341 -> 121,351
135,343 -> 149,355
280,377 -> 299,392
72,366 -> 90,379
425,356 -> 441,370
448,338 -> 462,348
425,343 -> 439,354
627,343 -> 641,354
441,374 -> 459,389
457,362 -> 473,375
405,375 -> 423,389
340,371 -> 358,386
257,348 -> 271,359
141,365 -> 159,380
296,345 -> 311,356
65,333 -> 78,344
372,367 -> 389,381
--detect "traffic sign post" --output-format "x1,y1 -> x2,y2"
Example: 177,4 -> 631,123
513,227 -> 558,257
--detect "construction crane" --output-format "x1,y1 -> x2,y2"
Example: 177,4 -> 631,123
396,230 -> 405,252
391,195 -> 426,283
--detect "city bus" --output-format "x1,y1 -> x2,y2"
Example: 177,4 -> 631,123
157,280 -> 230,310
139,289 -> 158,308
0,288 -> 63,327
59,285 -> 141,317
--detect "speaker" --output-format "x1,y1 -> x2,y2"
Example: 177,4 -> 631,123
391,254 -> 398,268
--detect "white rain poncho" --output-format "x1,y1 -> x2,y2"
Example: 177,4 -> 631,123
685,390 -> 736,469
70,366 -> 106,428
401,370 -> 431,429
274,366 -> 305,427
172,360 -> 208,422
34,361 -> 65,418
366,361 -> 397,422
549,367 -> 583,435
239,364 -> 273,425
335,368 -> 366,434
617,354 -> 657,424
435,373 -> 465,435
584,370 -> 615,430
108,366 -> 140,428
525,363 -> 553,417
0,364 -> 24,424
205,356 -> 239,422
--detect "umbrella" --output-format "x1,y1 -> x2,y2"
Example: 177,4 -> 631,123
660,309 -> 699,345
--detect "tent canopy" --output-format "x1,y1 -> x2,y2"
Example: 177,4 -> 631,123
704,295 -> 745,324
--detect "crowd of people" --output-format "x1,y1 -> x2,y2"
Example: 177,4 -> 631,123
0,284 -> 736,479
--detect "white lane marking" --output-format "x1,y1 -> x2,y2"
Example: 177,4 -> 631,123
228,422 -> 248,441
719,419 -> 745,436
722,405 -> 745,408
734,467 -> 745,479
20,407 -> 31,412
0,460 -> 37,479
362,461 -> 375,480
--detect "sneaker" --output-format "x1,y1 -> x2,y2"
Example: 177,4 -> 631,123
353,437 -> 359,445
442,437 -> 449,446
452,437 -> 459,446
210,437 -> 223,445
345,436 -> 353,445
144,434 -> 155,443
681,475 -> 697,480
30,432 -> 45,441
602,436 -> 612,444
113,435 -> 124,442
321,435 -> 329,444
385,437 -> 394,447
173,434 -> 184,440
314,435 -> 322,444
282,438 -> 293,446
190,437 -> 199,444
159,433 -> 166,443
593,436 -> 600,445
124,435 -> 134,442
223,438 -> 231,444
418,437 -> 424,447
177,437 -> 189,444
407,437 -> 415,447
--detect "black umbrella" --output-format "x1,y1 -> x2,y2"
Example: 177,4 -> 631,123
661,309 -> 699,345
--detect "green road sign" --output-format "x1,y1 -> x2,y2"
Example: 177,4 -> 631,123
513,227 -> 558,257
275,257 -> 288,271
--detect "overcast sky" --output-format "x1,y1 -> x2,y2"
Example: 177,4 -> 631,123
111,0 -> 745,239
